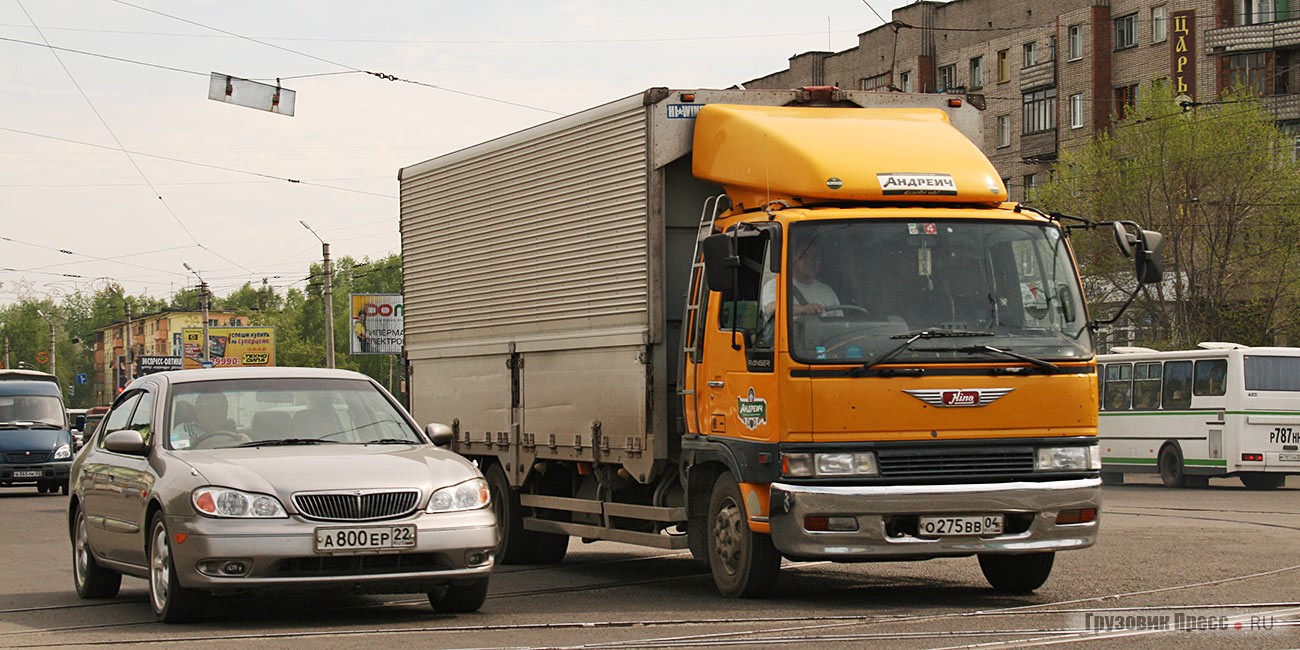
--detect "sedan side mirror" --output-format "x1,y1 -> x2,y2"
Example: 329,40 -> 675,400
425,423 -> 454,447
103,430 -> 149,456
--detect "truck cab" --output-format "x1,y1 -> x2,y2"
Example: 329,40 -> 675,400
1,370 -> 74,494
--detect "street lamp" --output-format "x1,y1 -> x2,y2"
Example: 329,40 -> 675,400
300,220 -> 335,369
183,263 -> 210,364
35,309 -> 56,377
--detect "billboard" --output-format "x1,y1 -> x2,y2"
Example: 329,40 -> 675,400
135,355 -> 183,375
182,326 -> 276,369
350,293 -> 403,355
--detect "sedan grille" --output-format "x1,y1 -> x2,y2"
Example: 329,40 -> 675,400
293,490 -> 420,521
877,447 -> 1036,479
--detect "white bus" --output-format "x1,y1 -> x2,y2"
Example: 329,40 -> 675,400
1097,343 -> 1300,489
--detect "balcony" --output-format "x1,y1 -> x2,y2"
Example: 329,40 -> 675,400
1020,129 -> 1058,161
1206,17 -> 1300,53
1264,93 -> 1300,122
1019,60 -> 1056,92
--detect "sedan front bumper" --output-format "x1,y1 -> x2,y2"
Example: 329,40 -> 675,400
767,477 -> 1100,560
167,508 -> 497,593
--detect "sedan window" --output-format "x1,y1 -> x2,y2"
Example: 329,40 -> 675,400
98,392 -> 142,448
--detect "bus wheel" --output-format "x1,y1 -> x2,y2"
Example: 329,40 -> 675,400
979,552 -> 1054,593
708,472 -> 781,598
1158,444 -> 1188,488
1240,473 -> 1285,490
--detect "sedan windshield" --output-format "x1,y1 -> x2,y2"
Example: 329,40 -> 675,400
168,378 -> 422,450
773,219 -> 1090,364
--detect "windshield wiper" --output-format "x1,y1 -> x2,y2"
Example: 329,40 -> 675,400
959,344 -> 1061,372
0,420 -> 61,429
857,329 -> 995,372
363,438 -> 420,445
236,438 -> 341,447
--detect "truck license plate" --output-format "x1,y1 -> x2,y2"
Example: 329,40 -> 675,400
12,470 -> 42,478
1280,453 -> 1300,462
314,525 -> 416,553
918,514 -> 1004,537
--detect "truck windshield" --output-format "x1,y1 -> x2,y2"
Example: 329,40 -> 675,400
0,395 -> 67,428
773,219 -> 1091,364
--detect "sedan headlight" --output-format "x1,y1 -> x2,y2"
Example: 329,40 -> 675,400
193,487 -> 287,518
783,452 -> 879,477
1036,445 -> 1101,472
426,478 -> 490,513
53,444 -> 71,460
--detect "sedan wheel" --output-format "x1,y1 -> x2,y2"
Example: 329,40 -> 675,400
72,507 -> 121,599
148,513 -> 207,623
428,576 -> 490,613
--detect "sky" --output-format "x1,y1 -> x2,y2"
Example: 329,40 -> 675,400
1,0 -> 912,307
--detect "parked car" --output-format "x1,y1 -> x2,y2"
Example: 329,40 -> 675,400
68,367 -> 497,622
1,369 -> 73,494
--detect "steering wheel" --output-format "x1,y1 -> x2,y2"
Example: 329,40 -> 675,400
190,430 -> 251,449
813,304 -> 872,320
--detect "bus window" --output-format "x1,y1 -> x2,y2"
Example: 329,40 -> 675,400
1162,360 -> 1192,409
1244,355 -> 1300,391
1104,363 -> 1133,411
1132,362 -> 1161,410
1194,359 -> 1228,397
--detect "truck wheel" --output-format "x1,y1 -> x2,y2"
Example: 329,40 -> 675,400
148,512 -> 208,623
1240,473 -> 1285,490
72,506 -> 121,599
485,463 -> 568,564
1158,443 -> 1187,488
979,552 -> 1054,593
707,472 -> 781,598
428,577 -> 490,613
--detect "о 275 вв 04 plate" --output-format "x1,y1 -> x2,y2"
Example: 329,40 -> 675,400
314,525 -> 417,553
918,514 -> 1004,537
12,470 -> 43,478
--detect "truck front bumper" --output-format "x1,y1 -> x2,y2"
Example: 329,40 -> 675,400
767,477 -> 1100,560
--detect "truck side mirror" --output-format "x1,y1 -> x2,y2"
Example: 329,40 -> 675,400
702,231 -> 765,301
1111,221 -> 1164,285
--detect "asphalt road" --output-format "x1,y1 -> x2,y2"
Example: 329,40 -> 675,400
2,474 -> 1298,649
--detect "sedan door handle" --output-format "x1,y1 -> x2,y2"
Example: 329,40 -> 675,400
707,380 -> 725,388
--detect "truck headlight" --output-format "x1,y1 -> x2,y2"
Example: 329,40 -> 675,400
1036,445 -> 1101,471
427,478 -> 490,512
53,444 -> 72,460
193,487 -> 287,518
783,452 -> 878,477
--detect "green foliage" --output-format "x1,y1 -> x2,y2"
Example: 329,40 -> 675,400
1034,83 -> 1300,348
2,253 -> 406,407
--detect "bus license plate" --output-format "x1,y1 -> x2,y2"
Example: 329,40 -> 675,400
314,525 -> 416,553
918,515 -> 1004,537
12,470 -> 42,478
1280,453 -> 1300,462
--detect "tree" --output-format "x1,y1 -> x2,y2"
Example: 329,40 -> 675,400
1034,83 -> 1300,348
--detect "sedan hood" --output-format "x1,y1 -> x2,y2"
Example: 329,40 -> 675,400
175,444 -> 480,500
0,428 -> 69,452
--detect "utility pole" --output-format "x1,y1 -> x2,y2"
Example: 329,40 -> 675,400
184,263 -> 211,364
0,321 -> 9,368
36,309 -> 56,377
124,300 -> 133,380
301,221 -> 335,368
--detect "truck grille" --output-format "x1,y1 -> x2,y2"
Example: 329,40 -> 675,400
4,452 -> 50,464
877,447 -> 1036,479
293,490 -> 420,521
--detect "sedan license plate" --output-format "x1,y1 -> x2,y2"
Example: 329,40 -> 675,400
918,514 -> 1004,537
12,470 -> 42,478
314,525 -> 416,553
1280,452 -> 1300,462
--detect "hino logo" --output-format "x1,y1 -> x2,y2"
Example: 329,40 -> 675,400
903,388 -> 1014,407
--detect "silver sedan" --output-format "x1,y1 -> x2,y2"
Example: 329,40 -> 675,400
68,367 -> 496,623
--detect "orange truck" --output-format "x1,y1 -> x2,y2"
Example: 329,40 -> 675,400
398,87 -> 1162,597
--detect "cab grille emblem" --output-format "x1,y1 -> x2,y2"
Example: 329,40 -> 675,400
903,388 -> 1014,407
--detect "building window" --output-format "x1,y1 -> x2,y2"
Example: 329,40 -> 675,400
1046,36 -> 1056,62
1277,52 -> 1291,94
997,114 -> 1011,147
1023,42 -> 1037,67
1068,25 -> 1084,60
1116,13 -> 1138,49
969,56 -> 984,89
1114,83 -> 1139,117
1022,88 -> 1057,134
860,72 -> 891,91
899,70 -> 912,93
1024,173 -> 1038,201
1229,52 -> 1269,96
938,64 -> 958,91
1069,93 -> 1084,128
997,49 -> 1010,82
1237,0 -> 1278,26
1152,5 -> 1168,43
